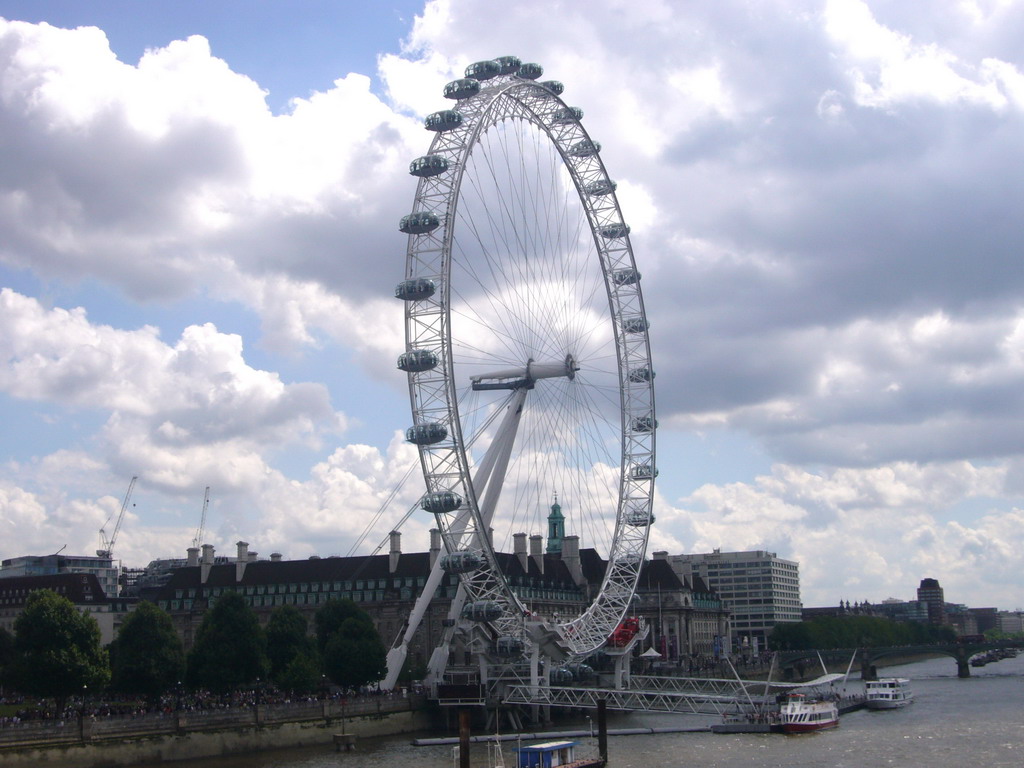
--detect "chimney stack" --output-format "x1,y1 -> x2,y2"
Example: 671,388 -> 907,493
514,533 -> 528,572
200,544 -> 215,584
529,534 -> 544,575
429,528 -> 442,568
270,552 -> 282,563
187,547 -> 199,567
561,535 -> 583,586
389,530 -> 401,573
236,541 -> 249,581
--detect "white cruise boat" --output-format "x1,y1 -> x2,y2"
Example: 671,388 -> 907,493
779,693 -> 839,733
864,677 -> 914,709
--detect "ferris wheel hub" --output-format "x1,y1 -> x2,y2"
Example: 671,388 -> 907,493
470,355 -> 579,391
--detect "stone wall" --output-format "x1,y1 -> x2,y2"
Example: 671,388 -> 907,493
0,706 -> 431,768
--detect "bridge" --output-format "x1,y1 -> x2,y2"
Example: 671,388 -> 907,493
776,639 -> 1024,679
503,676 -> 765,716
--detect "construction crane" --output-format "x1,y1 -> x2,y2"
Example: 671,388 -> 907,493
192,486 -> 210,549
97,475 -> 137,559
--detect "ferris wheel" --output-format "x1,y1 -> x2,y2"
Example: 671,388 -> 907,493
397,56 -> 656,660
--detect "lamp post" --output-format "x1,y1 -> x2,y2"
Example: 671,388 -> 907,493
79,684 -> 88,741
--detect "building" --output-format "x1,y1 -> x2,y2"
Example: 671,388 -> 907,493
667,549 -> 801,651
641,552 -> 730,659
0,573 -> 134,644
996,611 -> 1024,634
872,599 -> 930,623
153,527 -> 730,667
0,553 -> 121,599
916,578 -> 946,625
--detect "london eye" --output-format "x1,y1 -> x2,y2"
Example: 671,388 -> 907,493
396,56 -> 656,668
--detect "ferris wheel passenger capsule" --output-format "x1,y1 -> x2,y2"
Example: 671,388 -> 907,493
550,667 -> 574,684
440,550 -> 483,573
406,423 -> 448,445
394,278 -> 436,301
539,80 -> 564,95
567,139 -> 601,158
622,317 -> 650,334
420,491 -> 463,514
465,60 -> 501,80
628,366 -> 655,383
630,416 -> 657,433
399,212 -> 440,235
462,601 -> 503,622
585,179 -> 617,197
631,463 -> 658,480
397,348 -> 439,372
424,110 -> 464,132
409,155 -> 449,177
551,106 -> 584,124
625,508 -> 655,527
444,78 -> 481,100
494,55 -> 523,74
517,62 -> 543,80
611,268 -> 640,286
495,636 -> 525,657
600,223 -> 630,239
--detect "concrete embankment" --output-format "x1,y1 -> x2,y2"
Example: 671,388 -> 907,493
0,699 -> 430,768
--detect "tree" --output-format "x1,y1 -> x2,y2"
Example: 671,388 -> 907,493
185,591 -> 268,693
0,625 -> 14,689
266,605 -> 318,692
315,599 -> 386,689
10,590 -> 109,708
109,601 -> 184,702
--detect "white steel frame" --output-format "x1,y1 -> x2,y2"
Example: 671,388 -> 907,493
400,64 -> 656,661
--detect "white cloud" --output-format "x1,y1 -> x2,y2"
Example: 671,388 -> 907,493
3,4 -> 1024,613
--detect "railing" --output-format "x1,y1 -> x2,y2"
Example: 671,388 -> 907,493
0,694 -> 425,749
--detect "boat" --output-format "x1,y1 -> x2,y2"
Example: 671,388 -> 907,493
778,693 -> 839,733
864,677 -> 914,710
513,740 -> 604,767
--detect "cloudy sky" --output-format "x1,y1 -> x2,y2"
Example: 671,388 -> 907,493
1,0 -> 1023,611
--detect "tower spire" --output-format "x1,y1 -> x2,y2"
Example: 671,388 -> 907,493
546,493 -> 565,554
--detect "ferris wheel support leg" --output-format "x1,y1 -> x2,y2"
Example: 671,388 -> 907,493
530,641 -> 541,696
421,393 -> 528,688
474,388 -> 528,525
385,393 -> 529,690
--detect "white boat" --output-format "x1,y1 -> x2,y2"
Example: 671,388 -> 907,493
864,677 -> 914,710
779,693 -> 839,733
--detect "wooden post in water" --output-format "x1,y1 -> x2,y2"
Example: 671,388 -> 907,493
597,698 -> 608,765
458,708 -> 471,768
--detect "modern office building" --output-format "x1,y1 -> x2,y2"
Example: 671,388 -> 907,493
0,553 -> 121,599
666,549 -> 801,651
916,577 -> 946,625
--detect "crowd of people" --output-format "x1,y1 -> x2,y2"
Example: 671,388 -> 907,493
0,684 -> 417,728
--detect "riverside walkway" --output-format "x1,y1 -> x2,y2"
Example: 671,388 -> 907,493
0,692 -> 424,751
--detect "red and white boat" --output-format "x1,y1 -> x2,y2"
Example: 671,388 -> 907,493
779,693 -> 839,733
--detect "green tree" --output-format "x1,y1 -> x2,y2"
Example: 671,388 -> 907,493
0,625 -> 14,688
266,605 -> 319,692
10,590 -> 109,708
109,601 -> 184,702
315,599 -> 386,689
185,591 -> 268,692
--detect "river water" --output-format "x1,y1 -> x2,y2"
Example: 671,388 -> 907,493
171,653 -> 1024,768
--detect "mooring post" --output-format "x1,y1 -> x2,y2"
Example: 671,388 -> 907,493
459,707 -> 471,768
597,697 -> 608,764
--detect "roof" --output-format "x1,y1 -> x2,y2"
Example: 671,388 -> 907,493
0,572 -> 109,605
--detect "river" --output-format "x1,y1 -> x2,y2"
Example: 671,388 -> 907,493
159,653 -> 1024,768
